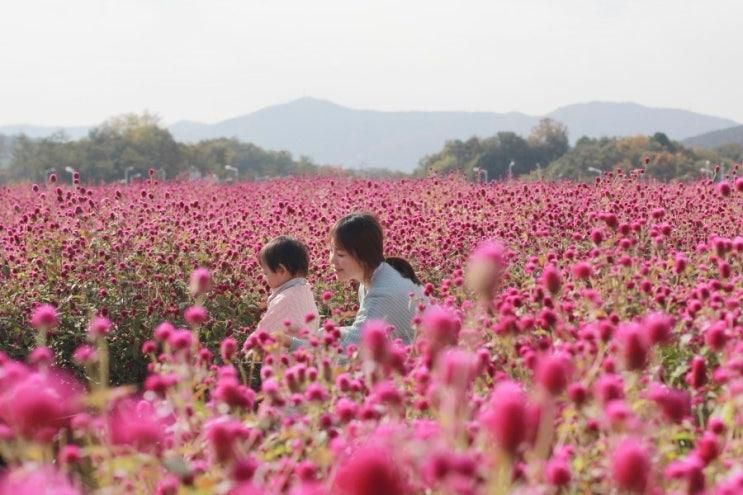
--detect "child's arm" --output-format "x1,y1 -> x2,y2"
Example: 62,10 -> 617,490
257,293 -> 290,334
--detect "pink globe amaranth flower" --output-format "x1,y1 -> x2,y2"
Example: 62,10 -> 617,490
695,432 -> 720,465
155,474 -> 180,495
686,356 -> 707,389
232,456 -> 260,482
704,321 -> 728,351
611,438 -> 652,493
437,348 -> 478,394
73,345 -> 96,365
647,383 -> 690,424
141,340 -> 157,355
30,303 -> 59,330
334,398 -> 358,423
616,322 -> 650,371
595,374 -> 625,406
220,337 -> 238,361
665,454 -> 706,494
371,381 -> 403,408
108,399 -> 167,453
184,305 -> 208,326
331,444 -> 407,495
717,181 -> 732,197
735,176 -> 743,192
154,321 -> 176,341
0,370 -> 82,443
420,305 -> 461,350
541,264 -> 563,294
58,444 -> 82,464
189,267 -> 211,296
480,381 -> 528,455
206,418 -> 248,464
168,329 -> 194,352
571,261 -> 592,280
545,456 -> 571,486
88,316 -> 112,338
535,353 -> 572,396
361,320 -> 391,364
0,466 -> 81,494
707,417 -> 726,435
213,376 -> 256,410
567,382 -> 589,406
465,239 -> 509,302
28,346 -> 54,366
673,253 -> 688,274
642,312 -> 673,345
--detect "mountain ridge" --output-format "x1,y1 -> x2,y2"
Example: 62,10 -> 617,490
2,98 -> 738,172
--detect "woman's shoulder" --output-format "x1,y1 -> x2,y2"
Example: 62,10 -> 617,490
369,262 -> 421,294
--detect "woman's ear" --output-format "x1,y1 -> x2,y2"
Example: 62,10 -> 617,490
276,264 -> 289,276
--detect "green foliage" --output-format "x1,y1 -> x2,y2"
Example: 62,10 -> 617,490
418,119 -> 569,179
3,113 -> 340,185
543,134 -> 739,181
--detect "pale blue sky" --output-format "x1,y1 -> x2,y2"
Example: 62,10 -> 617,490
1,0 -> 741,126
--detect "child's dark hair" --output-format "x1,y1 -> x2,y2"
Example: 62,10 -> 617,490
385,256 -> 422,285
259,236 -> 310,277
332,212 -> 420,284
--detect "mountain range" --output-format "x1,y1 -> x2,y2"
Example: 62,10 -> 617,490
1,98 -> 739,172
682,124 -> 743,149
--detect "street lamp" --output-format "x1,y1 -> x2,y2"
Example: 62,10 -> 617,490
507,161 -> 515,180
225,165 -> 238,181
124,166 -> 135,184
587,167 -> 602,175
699,167 -> 713,179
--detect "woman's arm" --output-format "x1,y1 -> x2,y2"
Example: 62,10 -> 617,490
339,290 -> 387,347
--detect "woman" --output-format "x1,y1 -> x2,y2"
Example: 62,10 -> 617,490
329,212 -> 424,347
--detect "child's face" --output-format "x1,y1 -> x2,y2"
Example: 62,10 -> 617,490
261,263 -> 292,289
329,241 -> 365,283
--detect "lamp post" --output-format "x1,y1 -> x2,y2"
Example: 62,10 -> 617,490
225,165 -> 238,181
507,161 -> 515,181
124,166 -> 135,184
587,166 -> 602,175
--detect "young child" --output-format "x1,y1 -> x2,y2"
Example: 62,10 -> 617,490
257,236 -> 320,338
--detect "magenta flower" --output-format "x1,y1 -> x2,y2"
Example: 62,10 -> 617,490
480,381 -> 528,455
108,399 -> 168,454
184,305 -> 209,326
30,304 -> 59,330
611,438 -> 652,493
0,370 -> 82,442
332,444 -> 407,495
189,267 -> 211,296
88,316 -> 112,338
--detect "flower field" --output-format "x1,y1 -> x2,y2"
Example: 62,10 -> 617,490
0,171 -> 742,494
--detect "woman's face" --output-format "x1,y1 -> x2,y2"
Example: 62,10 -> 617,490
329,241 -> 365,283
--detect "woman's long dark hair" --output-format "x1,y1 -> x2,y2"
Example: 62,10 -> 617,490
331,212 -> 421,284
385,256 -> 422,285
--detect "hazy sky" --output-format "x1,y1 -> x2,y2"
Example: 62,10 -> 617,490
1,0 -> 742,126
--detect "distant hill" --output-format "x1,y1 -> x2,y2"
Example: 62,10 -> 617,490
169,98 -> 738,171
170,98 -> 539,172
2,98 -> 738,172
546,102 -> 738,143
682,124 -> 743,149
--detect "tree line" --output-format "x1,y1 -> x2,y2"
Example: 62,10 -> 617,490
0,113 -> 346,184
417,119 -> 743,181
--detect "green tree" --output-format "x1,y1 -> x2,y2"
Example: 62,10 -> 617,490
528,118 -> 569,165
